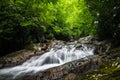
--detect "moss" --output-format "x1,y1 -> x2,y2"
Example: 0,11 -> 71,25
100,67 -> 120,74
58,56 -> 120,80
85,57 -> 120,80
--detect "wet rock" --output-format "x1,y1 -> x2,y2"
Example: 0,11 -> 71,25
92,41 -> 111,55
0,40 -> 62,68
106,47 -> 120,58
0,50 -> 35,68
20,55 -> 100,80
75,44 -> 83,49
77,36 -> 102,45
77,36 -> 111,55
0,38 -> 108,80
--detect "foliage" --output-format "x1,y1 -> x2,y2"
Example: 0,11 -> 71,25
53,0 -> 94,39
85,0 -> 120,43
0,0 -> 94,56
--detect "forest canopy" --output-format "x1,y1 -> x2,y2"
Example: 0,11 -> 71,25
0,0 -> 120,56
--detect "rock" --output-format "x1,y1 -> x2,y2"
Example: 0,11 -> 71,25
65,73 -> 76,80
1,38 -> 113,80
93,41 -> 112,55
77,36 -> 112,55
20,55 -> 100,80
25,43 -> 41,51
0,49 -> 35,68
78,36 -> 94,44
0,40 -> 65,68
75,44 -> 83,49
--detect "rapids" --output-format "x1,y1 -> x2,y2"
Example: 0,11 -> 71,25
0,43 -> 94,79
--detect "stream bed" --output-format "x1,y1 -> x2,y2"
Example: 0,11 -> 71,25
0,43 -> 94,80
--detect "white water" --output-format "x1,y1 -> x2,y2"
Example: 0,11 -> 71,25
0,44 -> 94,79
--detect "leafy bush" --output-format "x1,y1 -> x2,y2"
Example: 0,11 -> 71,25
0,0 -> 95,56
85,0 -> 120,44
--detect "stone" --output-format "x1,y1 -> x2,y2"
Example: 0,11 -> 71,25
65,73 -> 76,80
27,55 -> 100,80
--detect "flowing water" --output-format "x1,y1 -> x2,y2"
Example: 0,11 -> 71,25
0,43 -> 94,80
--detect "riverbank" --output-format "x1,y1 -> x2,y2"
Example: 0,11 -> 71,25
0,40 -> 65,68
0,36 -> 120,80
71,47 -> 120,80
0,36 -> 102,68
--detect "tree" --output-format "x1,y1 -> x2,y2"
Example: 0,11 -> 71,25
85,0 -> 120,44
0,0 -> 95,56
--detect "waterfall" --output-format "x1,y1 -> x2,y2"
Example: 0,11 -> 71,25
0,43 -> 94,79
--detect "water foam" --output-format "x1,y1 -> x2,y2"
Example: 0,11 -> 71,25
0,44 -> 94,79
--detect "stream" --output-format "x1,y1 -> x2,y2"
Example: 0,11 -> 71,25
0,43 -> 94,80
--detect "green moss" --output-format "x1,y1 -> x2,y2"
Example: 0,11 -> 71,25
80,56 -> 120,80
100,67 -> 120,74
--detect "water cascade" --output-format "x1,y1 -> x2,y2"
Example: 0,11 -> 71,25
0,43 -> 94,79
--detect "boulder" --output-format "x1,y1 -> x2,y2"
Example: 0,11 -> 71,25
18,55 -> 100,80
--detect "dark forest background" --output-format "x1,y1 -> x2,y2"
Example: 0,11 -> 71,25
0,0 -> 120,56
